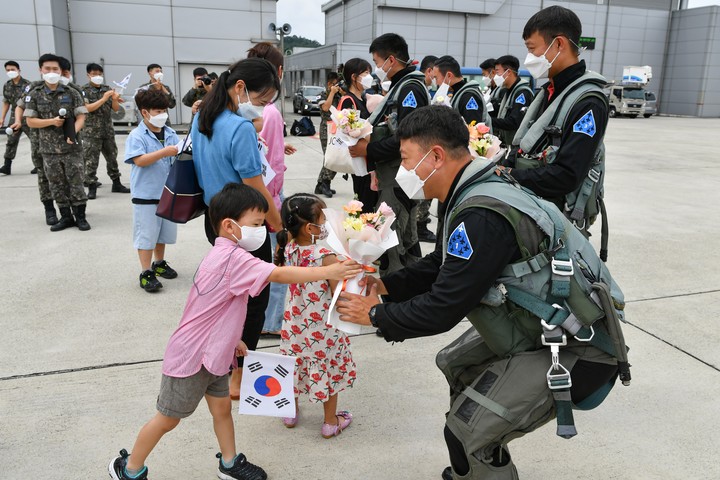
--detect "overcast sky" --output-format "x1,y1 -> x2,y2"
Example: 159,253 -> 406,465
276,0 -> 720,45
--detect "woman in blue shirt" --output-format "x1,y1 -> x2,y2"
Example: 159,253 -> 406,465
191,57 -> 281,398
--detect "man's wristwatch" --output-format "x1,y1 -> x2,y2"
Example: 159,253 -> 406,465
368,306 -> 379,327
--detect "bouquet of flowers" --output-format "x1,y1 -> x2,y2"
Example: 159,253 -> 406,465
323,199 -> 398,334
325,107 -> 373,176
467,121 -> 503,161
331,107 -> 373,143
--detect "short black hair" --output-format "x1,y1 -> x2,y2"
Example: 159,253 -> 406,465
208,183 -> 269,235
147,63 -> 162,72
193,67 -> 208,77
434,55 -> 461,78
326,71 -> 340,83
134,87 -> 171,111
369,33 -> 410,64
209,72 -> 218,80
397,106 -> 470,156
58,56 -> 71,72
4,61 -> 19,69
38,53 -> 61,69
420,55 -> 438,71
495,55 -> 520,73
86,62 -> 103,73
523,5 -> 582,53
479,58 -> 496,70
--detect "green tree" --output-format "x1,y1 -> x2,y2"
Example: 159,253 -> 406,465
284,35 -> 322,51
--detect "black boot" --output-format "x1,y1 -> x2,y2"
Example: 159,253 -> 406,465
43,200 -> 58,226
50,207 -> 76,231
314,181 -> 333,198
111,178 -> 130,193
72,204 -> 91,231
417,222 -> 437,243
87,183 -> 97,200
0,159 -> 11,175
30,167 -> 37,174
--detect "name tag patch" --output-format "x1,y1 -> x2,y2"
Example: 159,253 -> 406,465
447,222 -> 473,260
402,91 -> 417,108
573,110 -> 596,137
465,97 -> 479,110
515,93 -> 526,105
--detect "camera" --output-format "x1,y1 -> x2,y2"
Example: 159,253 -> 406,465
336,80 -> 348,92
200,75 -> 212,86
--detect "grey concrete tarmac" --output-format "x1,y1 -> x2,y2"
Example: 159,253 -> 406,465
1,112 -> 718,479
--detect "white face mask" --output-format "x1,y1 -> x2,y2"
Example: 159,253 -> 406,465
153,71 -> 164,82
524,38 -> 560,79
43,72 -> 61,85
231,220 -> 267,252
381,80 -> 392,92
360,74 -> 374,90
236,87 -> 265,120
493,72 -> 508,88
309,223 -> 328,244
6,71 -> 19,80
430,77 -> 437,90
90,75 -> 104,85
147,112 -> 168,128
374,58 -> 389,83
395,149 -> 436,200
60,75 -> 71,86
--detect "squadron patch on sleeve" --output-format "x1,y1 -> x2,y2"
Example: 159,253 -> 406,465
447,222 -> 473,260
402,91 -> 417,108
515,93 -> 526,105
573,110 -> 596,137
465,97 -> 479,110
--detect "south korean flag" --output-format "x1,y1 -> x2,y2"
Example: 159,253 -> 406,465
239,350 -> 295,417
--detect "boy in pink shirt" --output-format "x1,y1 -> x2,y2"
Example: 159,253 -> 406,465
109,183 -> 361,480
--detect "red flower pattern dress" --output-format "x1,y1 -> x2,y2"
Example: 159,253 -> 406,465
279,241 -> 356,403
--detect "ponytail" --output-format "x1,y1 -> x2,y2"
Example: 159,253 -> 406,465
276,194 -> 326,265
197,57 -> 280,139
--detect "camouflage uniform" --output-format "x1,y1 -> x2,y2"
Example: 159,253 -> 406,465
417,199 -> 432,224
3,77 -> 31,162
138,82 -> 176,125
24,84 -> 88,207
16,83 -> 52,202
181,86 -> 206,108
316,88 -> 337,183
81,82 -> 121,186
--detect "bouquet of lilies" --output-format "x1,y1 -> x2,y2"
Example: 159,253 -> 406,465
323,199 -> 398,334
467,121 -> 502,161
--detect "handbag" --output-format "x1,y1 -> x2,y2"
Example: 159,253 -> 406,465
323,95 -> 369,176
156,140 -> 207,224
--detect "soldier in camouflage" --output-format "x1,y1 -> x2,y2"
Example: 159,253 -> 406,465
314,73 -> 341,198
15,82 -> 59,225
1,61 -> 32,175
81,63 -> 130,198
138,64 -> 176,125
24,53 -> 90,232
181,67 -> 209,123
416,199 -> 436,242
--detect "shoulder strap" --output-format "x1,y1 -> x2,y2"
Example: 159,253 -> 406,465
338,94 -> 357,110
450,81 -> 482,109
368,72 -> 428,125
499,79 -> 532,119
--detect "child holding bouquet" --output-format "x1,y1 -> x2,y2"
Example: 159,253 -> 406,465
275,193 -> 357,438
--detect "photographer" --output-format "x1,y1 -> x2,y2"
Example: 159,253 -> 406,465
182,67 -> 211,116
314,71 -> 343,198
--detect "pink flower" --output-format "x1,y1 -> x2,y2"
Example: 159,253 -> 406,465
476,123 -> 490,135
343,200 -> 364,215
377,202 -> 394,217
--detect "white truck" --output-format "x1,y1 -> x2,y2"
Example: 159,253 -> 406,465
605,66 -> 652,118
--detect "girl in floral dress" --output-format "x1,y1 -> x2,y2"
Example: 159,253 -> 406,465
276,193 -> 357,438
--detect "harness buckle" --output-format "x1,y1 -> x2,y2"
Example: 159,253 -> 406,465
551,258 -> 574,276
547,363 -> 572,390
587,168 -> 601,183
574,325 -> 595,342
541,332 -> 567,347
540,304 -> 566,331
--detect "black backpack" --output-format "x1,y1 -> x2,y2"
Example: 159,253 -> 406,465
291,116 -> 316,136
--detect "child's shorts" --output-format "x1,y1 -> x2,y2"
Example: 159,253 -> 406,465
156,367 -> 229,418
133,203 -> 178,250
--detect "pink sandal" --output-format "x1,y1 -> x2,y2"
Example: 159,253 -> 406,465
321,411 -> 353,438
282,408 -> 299,428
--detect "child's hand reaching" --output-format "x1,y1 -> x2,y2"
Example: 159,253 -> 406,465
235,340 -> 248,357
326,259 -> 363,281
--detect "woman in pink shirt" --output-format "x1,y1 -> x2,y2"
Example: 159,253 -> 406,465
109,183 -> 360,480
